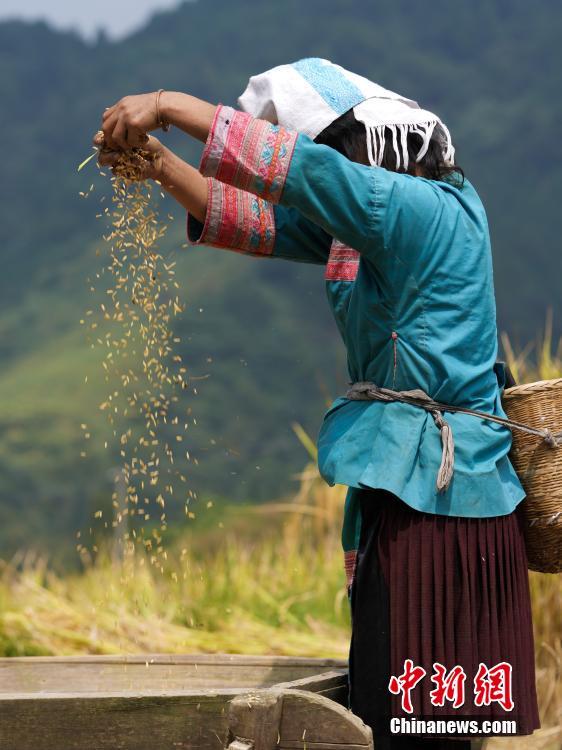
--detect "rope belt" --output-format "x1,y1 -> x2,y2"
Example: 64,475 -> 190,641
345,381 -> 562,493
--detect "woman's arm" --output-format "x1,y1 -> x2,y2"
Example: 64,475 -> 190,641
100,93 -> 455,269
187,177 -> 331,263
99,95 -> 398,253
160,92 -> 216,142
96,135 -> 331,264
100,93 -> 376,254
158,146 -> 208,223
100,93 -> 442,254
196,105 -> 447,259
101,91 -> 216,149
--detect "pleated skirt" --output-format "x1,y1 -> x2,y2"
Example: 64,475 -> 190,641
348,488 -> 541,746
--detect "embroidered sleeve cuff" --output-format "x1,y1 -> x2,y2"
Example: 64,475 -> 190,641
187,177 -> 275,256
199,104 -> 298,204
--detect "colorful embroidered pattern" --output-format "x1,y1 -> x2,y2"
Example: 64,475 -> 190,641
200,105 -> 298,204
344,549 -> 358,589
191,177 -> 275,256
325,239 -> 360,281
292,58 -> 365,115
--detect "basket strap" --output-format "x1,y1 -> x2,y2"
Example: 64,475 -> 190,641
345,382 -> 562,493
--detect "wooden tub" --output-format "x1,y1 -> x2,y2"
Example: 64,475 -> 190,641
0,653 -> 373,749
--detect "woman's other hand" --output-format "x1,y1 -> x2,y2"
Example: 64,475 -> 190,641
101,92 -> 163,150
94,131 -> 166,182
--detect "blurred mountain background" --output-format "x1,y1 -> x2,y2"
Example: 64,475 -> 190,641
0,0 -> 561,562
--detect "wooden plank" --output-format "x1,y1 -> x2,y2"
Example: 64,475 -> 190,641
0,654 -> 347,695
278,689 -> 372,748
226,690 -> 284,750
0,656 -> 357,750
0,693 -> 232,750
272,670 -> 348,707
1,653 -> 348,667
0,661 -> 310,693
0,688 -> 370,750
223,688 -> 372,750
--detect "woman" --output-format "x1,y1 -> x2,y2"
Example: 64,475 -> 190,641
97,59 -> 540,748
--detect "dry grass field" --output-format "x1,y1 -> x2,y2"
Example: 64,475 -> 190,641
0,327 -> 560,748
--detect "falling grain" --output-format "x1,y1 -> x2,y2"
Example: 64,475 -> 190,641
81,139 -> 194,571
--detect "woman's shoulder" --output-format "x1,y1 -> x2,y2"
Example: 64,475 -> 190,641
368,167 -> 489,255
426,172 -> 487,222
376,168 -> 484,225
433,172 -> 480,201
375,166 -> 478,206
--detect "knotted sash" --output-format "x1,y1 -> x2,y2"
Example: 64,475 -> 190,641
345,381 -> 562,493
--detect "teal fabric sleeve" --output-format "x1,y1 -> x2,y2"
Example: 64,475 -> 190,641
280,135 -> 379,254
198,104 -> 448,264
272,204 -> 331,264
282,134 -> 448,263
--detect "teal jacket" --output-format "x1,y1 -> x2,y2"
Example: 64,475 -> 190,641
188,104 -> 526,587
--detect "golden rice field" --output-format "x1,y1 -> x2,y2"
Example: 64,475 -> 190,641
0,324 -> 560,749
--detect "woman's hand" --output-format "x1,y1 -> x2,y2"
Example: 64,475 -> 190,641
101,92 -> 163,150
94,131 -> 167,182
101,91 -> 217,149
93,96 -> 211,221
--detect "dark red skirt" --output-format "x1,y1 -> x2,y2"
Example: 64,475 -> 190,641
348,488 -> 541,746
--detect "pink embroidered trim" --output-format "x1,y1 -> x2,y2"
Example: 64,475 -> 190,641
325,239 -> 360,281
200,105 -> 232,177
200,105 -> 298,204
189,177 -> 275,256
344,549 -> 358,589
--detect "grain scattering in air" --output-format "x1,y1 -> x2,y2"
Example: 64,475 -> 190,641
78,138 -> 197,575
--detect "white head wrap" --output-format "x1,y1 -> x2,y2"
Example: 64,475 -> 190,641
238,58 -> 455,171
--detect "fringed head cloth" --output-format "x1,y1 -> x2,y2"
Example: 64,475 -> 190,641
238,58 -> 455,171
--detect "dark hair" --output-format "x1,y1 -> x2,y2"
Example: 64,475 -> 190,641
314,109 -> 464,186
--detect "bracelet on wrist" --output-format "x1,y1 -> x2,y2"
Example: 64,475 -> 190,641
156,89 -> 170,132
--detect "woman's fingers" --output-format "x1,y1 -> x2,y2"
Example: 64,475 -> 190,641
141,134 -> 163,153
97,149 -> 120,167
111,120 -> 129,150
100,94 -> 162,150
93,127 -> 163,182
102,113 -> 149,150
102,104 -> 117,121
93,127 -> 153,160
129,130 -> 150,147
101,112 -> 120,150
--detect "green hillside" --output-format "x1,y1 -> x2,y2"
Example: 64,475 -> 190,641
1,0 -> 561,559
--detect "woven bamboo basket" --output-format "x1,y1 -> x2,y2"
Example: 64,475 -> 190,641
502,378 -> 562,573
